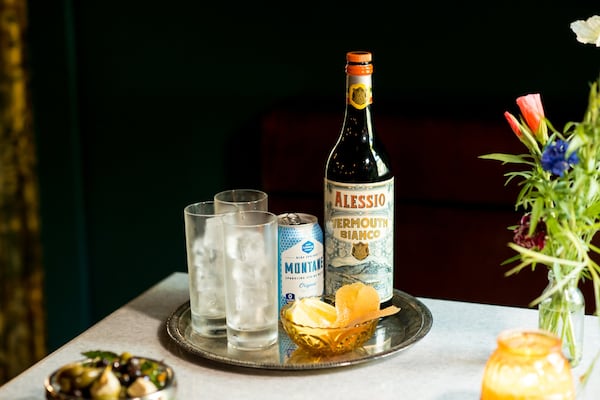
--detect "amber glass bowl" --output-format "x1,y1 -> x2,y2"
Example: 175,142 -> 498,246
279,299 -> 379,356
480,329 -> 575,400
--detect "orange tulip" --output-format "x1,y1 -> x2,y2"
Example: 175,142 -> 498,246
504,111 -> 522,137
503,110 -> 541,154
516,93 -> 548,143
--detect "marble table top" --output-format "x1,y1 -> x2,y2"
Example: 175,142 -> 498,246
1,272 -> 598,399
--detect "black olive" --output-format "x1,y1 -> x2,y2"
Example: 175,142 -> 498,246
120,373 -> 131,385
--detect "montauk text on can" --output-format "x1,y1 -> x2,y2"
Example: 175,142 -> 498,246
277,213 -> 324,311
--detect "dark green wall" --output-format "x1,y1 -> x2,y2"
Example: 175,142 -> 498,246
27,1 -> 600,351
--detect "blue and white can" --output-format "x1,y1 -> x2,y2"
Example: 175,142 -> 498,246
277,213 -> 324,311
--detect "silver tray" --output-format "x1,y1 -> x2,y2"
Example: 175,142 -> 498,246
165,288 -> 432,370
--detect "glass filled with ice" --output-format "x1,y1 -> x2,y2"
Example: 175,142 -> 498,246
184,201 -> 226,337
222,210 -> 279,350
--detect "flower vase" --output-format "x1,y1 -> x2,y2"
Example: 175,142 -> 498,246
538,271 -> 585,367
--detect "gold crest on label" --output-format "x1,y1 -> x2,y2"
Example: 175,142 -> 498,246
352,242 -> 369,260
349,83 -> 369,110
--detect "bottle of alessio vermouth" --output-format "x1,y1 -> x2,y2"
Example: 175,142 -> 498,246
324,50 -> 394,307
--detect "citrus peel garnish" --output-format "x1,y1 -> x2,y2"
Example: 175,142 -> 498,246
285,296 -> 337,327
286,283 -> 400,328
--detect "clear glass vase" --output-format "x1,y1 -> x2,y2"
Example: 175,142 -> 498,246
538,270 -> 585,367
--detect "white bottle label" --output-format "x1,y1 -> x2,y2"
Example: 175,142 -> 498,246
323,178 -> 394,302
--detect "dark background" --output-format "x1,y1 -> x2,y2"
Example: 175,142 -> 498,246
26,2 -> 600,351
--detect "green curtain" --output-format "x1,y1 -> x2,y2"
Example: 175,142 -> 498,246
0,0 -> 46,383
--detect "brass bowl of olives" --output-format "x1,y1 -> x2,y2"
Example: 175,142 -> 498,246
44,350 -> 176,400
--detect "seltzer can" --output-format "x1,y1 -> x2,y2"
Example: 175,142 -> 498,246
277,213 -> 324,311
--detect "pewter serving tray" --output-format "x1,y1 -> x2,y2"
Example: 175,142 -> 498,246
165,289 -> 433,370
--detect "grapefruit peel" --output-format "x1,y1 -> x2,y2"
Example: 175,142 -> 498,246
287,282 -> 400,328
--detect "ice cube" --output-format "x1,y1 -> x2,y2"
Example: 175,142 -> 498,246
225,230 -> 266,262
203,216 -> 223,249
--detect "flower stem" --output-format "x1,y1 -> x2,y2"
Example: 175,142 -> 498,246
539,283 -> 584,366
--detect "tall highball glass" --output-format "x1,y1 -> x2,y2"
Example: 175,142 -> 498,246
222,210 -> 279,350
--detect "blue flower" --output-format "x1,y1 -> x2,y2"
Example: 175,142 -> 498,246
541,139 -> 579,177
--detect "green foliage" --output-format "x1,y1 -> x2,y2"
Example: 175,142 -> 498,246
481,80 -> 600,316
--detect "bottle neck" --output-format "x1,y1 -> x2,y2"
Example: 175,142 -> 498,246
547,270 -> 578,287
343,72 -> 374,140
345,73 -> 373,111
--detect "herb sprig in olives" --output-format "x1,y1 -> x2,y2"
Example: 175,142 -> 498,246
52,350 -> 171,399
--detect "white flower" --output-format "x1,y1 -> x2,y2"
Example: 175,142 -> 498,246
570,15 -> 600,47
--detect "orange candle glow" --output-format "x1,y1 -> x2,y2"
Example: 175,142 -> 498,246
481,329 -> 575,399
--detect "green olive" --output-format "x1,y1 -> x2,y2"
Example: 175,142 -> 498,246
57,362 -> 85,378
57,376 -> 73,394
120,351 -> 133,363
74,366 -> 102,388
